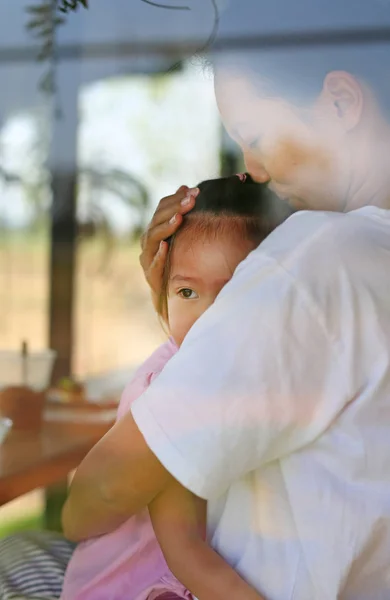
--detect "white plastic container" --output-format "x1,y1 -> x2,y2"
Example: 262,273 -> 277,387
0,350 -> 57,392
0,417 -> 12,444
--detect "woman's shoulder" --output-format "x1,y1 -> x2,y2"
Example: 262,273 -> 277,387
248,208 -> 370,281
257,209 -> 342,257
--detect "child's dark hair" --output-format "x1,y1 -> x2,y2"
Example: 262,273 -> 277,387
158,173 -> 293,322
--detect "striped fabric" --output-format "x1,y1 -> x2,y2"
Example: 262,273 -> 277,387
0,531 -> 75,600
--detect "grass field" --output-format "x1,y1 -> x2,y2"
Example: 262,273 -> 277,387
0,513 -> 43,538
0,229 -> 164,377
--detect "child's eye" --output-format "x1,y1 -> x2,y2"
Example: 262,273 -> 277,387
178,288 -> 198,299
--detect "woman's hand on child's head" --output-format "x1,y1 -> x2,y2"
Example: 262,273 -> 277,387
140,185 -> 199,307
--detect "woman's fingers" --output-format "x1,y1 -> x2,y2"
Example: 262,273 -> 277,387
150,186 -> 198,229
156,185 -> 189,212
140,186 -> 199,279
140,215 -> 183,291
146,241 -> 169,311
148,187 -> 188,230
148,240 -> 169,290
140,186 -> 199,299
142,213 -> 183,258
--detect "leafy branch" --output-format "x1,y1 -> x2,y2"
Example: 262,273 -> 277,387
58,0 -> 88,12
25,0 -> 219,100
25,1 -> 88,102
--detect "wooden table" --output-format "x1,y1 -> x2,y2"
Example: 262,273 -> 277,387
0,421 -> 113,528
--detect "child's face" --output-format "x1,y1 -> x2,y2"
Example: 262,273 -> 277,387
167,233 -> 255,346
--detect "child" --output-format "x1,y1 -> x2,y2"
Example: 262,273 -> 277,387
61,174 -> 286,600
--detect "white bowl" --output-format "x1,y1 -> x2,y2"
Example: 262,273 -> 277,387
0,417 -> 12,444
0,350 -> 56,392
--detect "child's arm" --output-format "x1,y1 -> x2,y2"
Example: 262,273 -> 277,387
149,480 -> 266,600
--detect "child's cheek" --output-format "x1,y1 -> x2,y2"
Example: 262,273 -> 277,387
168,298 -> 194,347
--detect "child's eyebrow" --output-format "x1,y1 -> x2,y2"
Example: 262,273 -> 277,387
170,274 -> 231,287
170,274 -> 200,283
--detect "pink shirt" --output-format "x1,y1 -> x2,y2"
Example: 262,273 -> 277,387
61,338 -> 191,600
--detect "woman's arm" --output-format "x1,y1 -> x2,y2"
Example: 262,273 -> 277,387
149,481 -> 266,600
62,409 -> 172,541
62,341 -> 178,542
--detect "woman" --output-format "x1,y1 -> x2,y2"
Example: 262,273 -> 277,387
4,0 -> 390,597
63,3 -> 390,599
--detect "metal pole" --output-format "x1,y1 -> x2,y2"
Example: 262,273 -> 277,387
48,66 -> 79,383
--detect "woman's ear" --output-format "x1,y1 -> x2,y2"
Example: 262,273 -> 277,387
321,70 -> 364,131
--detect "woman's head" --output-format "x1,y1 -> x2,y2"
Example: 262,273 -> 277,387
158,174 -> 290,346
211,1 -> 390,211
214,64 -> 348,212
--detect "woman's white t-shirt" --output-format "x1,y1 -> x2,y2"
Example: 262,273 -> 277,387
132,207 -> 390,600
